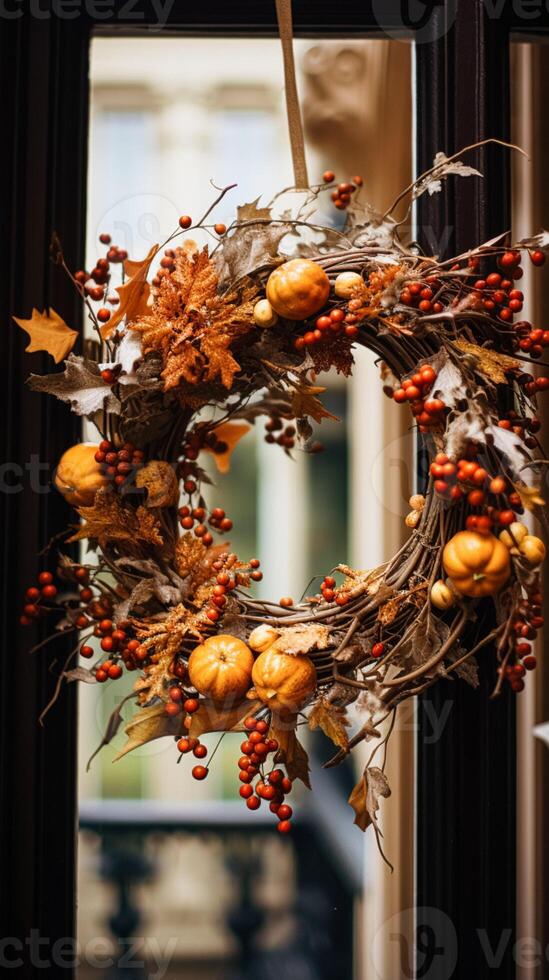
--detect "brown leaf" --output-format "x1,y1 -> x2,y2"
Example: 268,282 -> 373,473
27,353 -> 121,416
274,624 -> 331,655
348,766 -> 391,832
14,307 -> 78,363
271,714 -> 311,788
188,698 -> 262,739
174,533 -> 208,579
290,382 -> 339,423
102,244 -> 158,339
114,702 -> 180,761
308,698 -> 349,750
203,421 -> 251,474
454,339 -> 519,385
512,482 -> 546,512
69,489 -> 163,553
135,460 -> 179,508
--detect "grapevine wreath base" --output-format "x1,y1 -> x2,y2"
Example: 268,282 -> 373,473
16,141 -> 549,854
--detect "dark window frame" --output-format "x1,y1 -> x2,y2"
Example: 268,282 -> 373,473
2,3 -> 548,975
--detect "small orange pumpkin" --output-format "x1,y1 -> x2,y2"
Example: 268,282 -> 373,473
251,647 -> 317,713
188,635 -> 254,704
442,530 -> 510,598
266,259 -> 330,320
54,443 -> 108,507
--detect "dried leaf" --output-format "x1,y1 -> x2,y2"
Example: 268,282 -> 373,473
203,421 -> 251,474
174,533 -> 208,579
348,766 -> 391,832
135,460 -> 179,508
64,666 -> 97,684
114,702 -> 180,761
14,307 -> 78,363
290,381 -> 339,423
69,489 -> 163,552
271,715 -> 311,788
513,483 -> 546,512
188,698 -> 262,739
454,340 -> 519,385
274,624 -> 331,656
413,151 -> 482,200
102,244 -> 158,338
27,354 -> 120,416
308,698 -> 349,750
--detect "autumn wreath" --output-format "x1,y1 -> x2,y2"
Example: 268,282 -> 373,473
16,142 -> 549,851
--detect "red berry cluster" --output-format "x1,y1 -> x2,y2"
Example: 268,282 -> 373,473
74,231 -> 127,309
90,620 -> 147,680
393,364 -> 445,433
399,276 -> 443,315
238,716 -> 293,832
512,322 -> 549,358
178,505 -> 233,548
294,306 -> 358,350
264,416 -> 296,450
322,171 -> 363,210
19,570 -> 58,625
94,439 -> 145,489
319,575 -> 350,607
430,452 -> 523,526
182,427 -> 228,464
497,407 -> 542,448
204,555 -> 263,624
470,261 -> 524,323
503,590 -> 543,693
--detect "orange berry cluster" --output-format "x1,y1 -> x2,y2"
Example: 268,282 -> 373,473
74,231 -> 126,311
322,170 -> 363,210
497,408 -> 541,449
238,716 -> 293,832
19,570 -> 58,625
393,364 -> 446,433
178,504 -> 233,549
430,452 -> 523,525
320,574 -> 350,607
88,620 -> 148,680
294,306 -> 358,350
94,439 -> 145,488
203,555 -> 262,624
399,276 -> 443,315
264,416 -> 296,450
182,427 -> 228,463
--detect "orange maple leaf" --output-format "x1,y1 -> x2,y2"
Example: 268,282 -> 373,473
101,244 -> 158,339
14,308 -> 78,363
203,421 -> 251,473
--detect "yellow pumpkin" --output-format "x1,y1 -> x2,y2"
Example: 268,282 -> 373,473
442,531 -> 511,598
519,534 -> 546,566
430,579 -> 456,610
54,443 -> 108,507
266,259 -> 330,320
499,521 -> 528,552
188,635 -> 254,704
248,624 -> 280,653
251,647 -> 317,713
334,271 -> 363,298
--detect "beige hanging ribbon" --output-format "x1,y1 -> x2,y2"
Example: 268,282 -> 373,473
275,0 -> 309,189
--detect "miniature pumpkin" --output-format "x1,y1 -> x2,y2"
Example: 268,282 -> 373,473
188,634 -> 254,704
519,534 -> 546,566
430,579 -> 456,610
248,624 -> 280,653
253,298 -> 278,328
499,521 -> 528,552
442,530 -> 510,598
251,647 -> 317,712
54,443 -> 108,507
334,271 -> 363,298
266,259 -> 330,320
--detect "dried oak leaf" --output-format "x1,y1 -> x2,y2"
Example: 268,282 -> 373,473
213,199 -> 292,283
101,244 -> 158,339
512,483 -> 546,512
309,333 -> 355,377
290,381 -> 339,423
69,489 -> 163,552
454,339 -> 519,385
274,623 -> 331,655
27,353 -> 121,416
188,698 -> 263,739
270,714 -> 311,788
174,533 -> 208,579
203,421 -> 251,474
114,702 -> 181,761
135,460 -> 179,508
14,307 -> 78,363
308,698 -> 349,750
348,766 -> 391,833
413,151 -> 482,200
